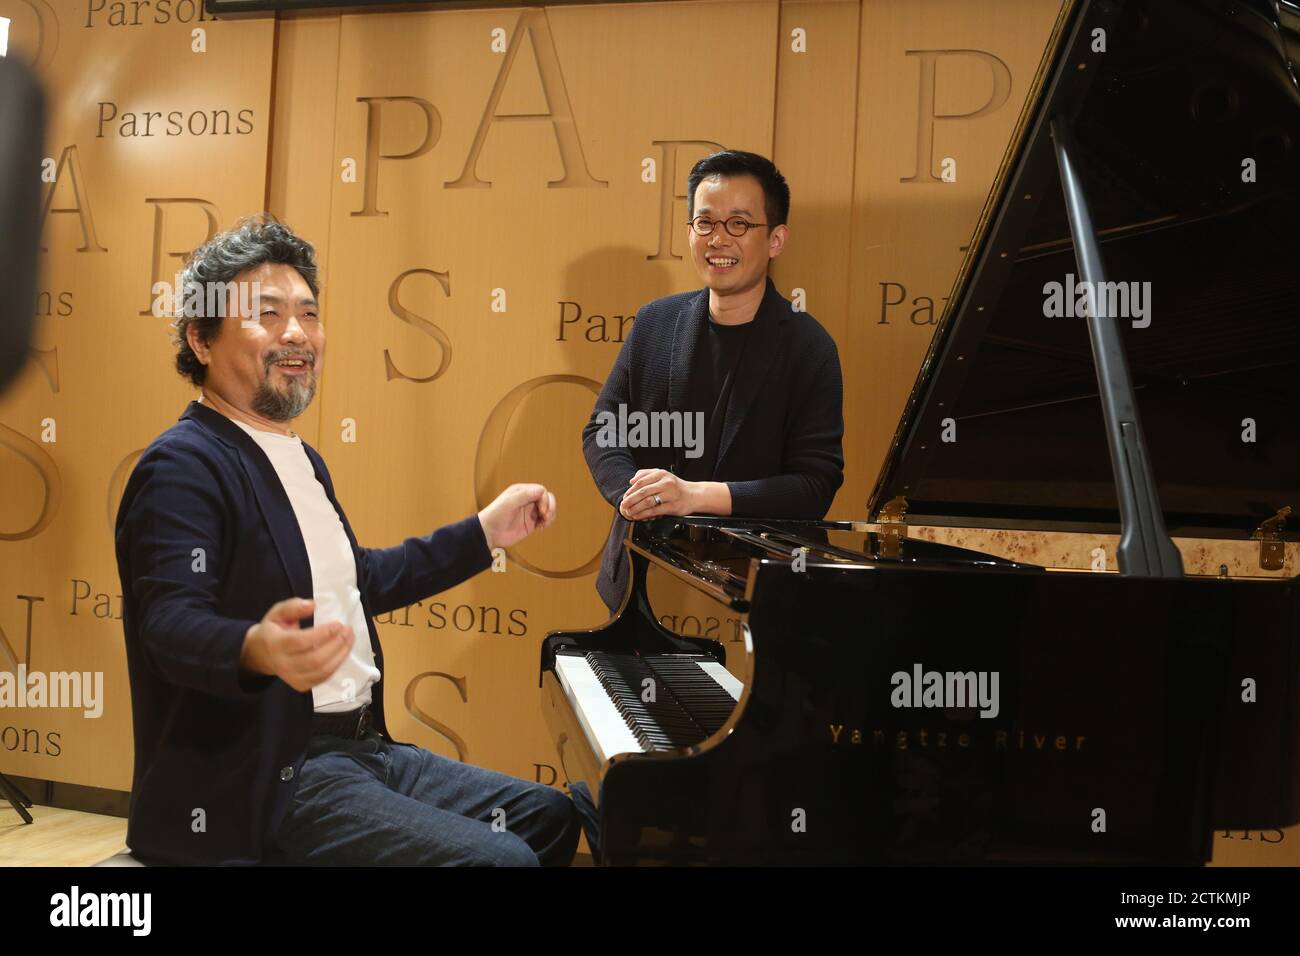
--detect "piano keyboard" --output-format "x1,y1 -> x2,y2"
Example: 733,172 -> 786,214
554,650 -> 743,761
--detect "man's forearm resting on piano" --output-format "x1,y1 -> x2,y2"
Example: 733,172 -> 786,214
619,468 -> 837,521
619,470 -> 732,519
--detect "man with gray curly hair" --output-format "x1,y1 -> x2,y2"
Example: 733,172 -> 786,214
114,215 -> 581,866
170,217 -> 324,422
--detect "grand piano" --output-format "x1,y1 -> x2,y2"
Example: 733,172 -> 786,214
541,0 -> 1300,865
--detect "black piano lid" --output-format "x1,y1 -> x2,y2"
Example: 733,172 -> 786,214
868,0 -> 1300,540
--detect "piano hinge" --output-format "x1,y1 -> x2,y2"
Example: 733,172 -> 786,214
877,495 -> 908,559
1251,506 -> 1291,571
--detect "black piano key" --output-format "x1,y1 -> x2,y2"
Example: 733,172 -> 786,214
583,650 -> 741,751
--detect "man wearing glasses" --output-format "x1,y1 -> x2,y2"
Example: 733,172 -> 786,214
583,149 -> 845,613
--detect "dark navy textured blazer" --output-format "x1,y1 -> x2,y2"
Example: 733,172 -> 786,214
582,277 -> 845,612
113,401 -> 491,864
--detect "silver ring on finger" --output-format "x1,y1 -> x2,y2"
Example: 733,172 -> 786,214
654,494 -> 663,507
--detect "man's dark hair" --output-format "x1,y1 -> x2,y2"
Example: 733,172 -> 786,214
686,150 -> 791,227
171,214 -> 320,387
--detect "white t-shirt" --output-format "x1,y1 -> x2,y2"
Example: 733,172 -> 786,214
227,417 -> 380,713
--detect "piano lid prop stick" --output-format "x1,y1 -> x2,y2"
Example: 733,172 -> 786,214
1049,115 -> 1183,579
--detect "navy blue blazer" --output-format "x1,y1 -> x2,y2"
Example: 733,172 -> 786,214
582,277 -> 845,612
113,401 -> 492,864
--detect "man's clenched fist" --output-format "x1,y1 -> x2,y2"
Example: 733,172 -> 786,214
478,483 -> 557,551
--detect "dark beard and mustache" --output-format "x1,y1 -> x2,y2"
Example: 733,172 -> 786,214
251,361 -> 316,421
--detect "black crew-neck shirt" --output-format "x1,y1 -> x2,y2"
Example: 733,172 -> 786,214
679,315 -> 753,482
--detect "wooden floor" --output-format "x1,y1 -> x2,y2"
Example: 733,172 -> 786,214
0,804 -> 593,866
0,804 -> 128,867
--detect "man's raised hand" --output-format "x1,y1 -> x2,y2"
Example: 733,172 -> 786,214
478,483 -> 557,551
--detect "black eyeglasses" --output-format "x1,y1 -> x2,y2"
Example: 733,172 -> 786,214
688,216 -> 770,237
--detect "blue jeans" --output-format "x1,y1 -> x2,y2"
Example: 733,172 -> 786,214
265,732 -> 581,866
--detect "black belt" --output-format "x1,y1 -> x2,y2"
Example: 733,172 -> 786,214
311,704 -> 373,740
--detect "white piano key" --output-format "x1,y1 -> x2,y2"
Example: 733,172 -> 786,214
554,654 -> 645,763
697,660 -> 744,702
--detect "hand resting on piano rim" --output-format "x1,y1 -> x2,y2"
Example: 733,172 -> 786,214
619,468 -> 732,520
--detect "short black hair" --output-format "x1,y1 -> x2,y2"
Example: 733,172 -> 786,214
687,150 -> 790,227
171,214 -> 319,387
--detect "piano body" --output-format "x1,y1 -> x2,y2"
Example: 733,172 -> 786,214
542,0 -> 1300,865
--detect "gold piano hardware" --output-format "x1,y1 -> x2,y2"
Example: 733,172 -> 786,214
877,495 -> 908,558
1251,507 -> 1291,572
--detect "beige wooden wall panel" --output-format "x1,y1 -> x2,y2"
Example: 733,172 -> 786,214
843,0 -> 1068,519
0,0 -> 275,790
769,0 -> 860,509
266,11 -> 343,450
